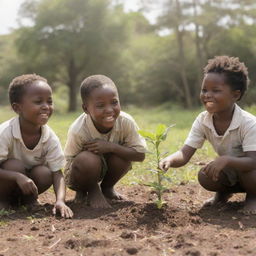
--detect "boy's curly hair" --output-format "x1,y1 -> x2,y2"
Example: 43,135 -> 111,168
204,56 -> 249,100
80,74 -> 117,102
9,74 -> 47,104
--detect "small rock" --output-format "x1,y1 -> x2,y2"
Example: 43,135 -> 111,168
7,237 -> 17,241
126,247 -> 138,255
31,226 -> 39,231
120,231 -> 133,239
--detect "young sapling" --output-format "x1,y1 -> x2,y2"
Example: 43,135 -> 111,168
139,124 -> 174,208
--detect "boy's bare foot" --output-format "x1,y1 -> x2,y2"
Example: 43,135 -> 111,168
74,191 -> 87,203
20,194 -> 40,210
87,184 -> 111,208
239,194 -> 256,215
102,187 -> 126,200
203,192 -> 232,207
22,198 -> 41,211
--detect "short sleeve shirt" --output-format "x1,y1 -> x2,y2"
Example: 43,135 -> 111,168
64,111 -> 147,170
0,117 -> 65,172
184,104 -> 256,156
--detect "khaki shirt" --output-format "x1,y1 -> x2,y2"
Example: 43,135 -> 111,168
0,117 -> 64,172
64,111 -> 147,171
185,104 -> 256,156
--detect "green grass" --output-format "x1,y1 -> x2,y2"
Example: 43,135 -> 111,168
1,104 -> 255,188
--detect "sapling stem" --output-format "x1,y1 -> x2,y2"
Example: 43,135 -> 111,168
139,124 -> 174,209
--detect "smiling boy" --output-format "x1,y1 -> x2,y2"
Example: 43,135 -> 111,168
64,75 -> 147,208
160,56 -> 256,214
0,74 -> 73,218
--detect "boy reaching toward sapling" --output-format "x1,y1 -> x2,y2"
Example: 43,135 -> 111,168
0,74 -> 73,218
64,74 -> 147,208
160,56 -> 256,214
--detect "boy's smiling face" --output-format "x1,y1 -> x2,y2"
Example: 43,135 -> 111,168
83,84 -> 121,133
13,80 -> 53,128
200,73 -> 241,114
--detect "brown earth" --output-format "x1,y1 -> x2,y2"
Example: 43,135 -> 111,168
0,183 -> 256,256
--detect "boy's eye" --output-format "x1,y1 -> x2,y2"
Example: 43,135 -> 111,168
112,100 -> 119,105
96,104 -> 104,109
201,89 -> 207,93
34,100 -> 42,104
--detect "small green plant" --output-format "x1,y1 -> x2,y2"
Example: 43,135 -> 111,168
0,208 -> 15,217
139,124 -> 174,209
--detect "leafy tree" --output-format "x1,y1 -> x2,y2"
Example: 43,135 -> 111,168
0,34 -> 25,104
140,0 -> 256,107
16,0 -> 128,111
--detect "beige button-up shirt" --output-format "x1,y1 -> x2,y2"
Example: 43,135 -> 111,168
185,104 -> 256,156
64,111 -> 147,171
0,117 -> 65,172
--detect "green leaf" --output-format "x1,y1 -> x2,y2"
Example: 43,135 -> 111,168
162,176 -> 172,183
156,184 -> 167,192
161,124 -> 175,141
138,130 -> 156,141
156,124 -> 167,138
144,181 -> 159,189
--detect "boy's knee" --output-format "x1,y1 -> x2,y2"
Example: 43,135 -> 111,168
73,151 -> 101,172
198,170 -> 217,191
239,169 -> 256,179
1,159 -> 26,174
239,169 -> 256,189
31,165 -> 51,178
107,154 -> 131,169
198,170 -> 206,186
198,169 -> 228,192
30,166 -> 52,193
70,152 -> 102,187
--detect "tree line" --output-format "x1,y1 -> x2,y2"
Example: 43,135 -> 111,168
0,0 -> 256,111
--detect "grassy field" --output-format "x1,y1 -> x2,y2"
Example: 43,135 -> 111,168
1,104 -> 255,188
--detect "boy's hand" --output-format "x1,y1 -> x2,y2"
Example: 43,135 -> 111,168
201,156 -> 229,181
159,156 -> 173,172
84,139 -> 113,154
53,200 -> 73,218
16,173 -> 38,197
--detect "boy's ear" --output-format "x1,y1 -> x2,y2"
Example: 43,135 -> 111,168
11,103 -> 21,114
233,90 -> 241,101
82,103 -> 89,114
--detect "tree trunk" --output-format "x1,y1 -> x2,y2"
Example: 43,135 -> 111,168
67,58 -> 78,112
175,0 -> 193,108
192,0 -> 205,89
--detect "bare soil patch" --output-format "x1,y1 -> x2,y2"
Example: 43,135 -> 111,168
0,183 -> 256,256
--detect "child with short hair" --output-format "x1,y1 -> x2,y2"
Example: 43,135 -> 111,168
64,74 -> 147,208
160,56 -> 256,214
0,74 -> 73,218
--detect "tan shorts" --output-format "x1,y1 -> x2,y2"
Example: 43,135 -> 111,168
64,155 -> 108,191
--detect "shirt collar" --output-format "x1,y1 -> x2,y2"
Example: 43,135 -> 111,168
12,116 -> 50,143
85,113 -> 120,139
202,104 -> 242,132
